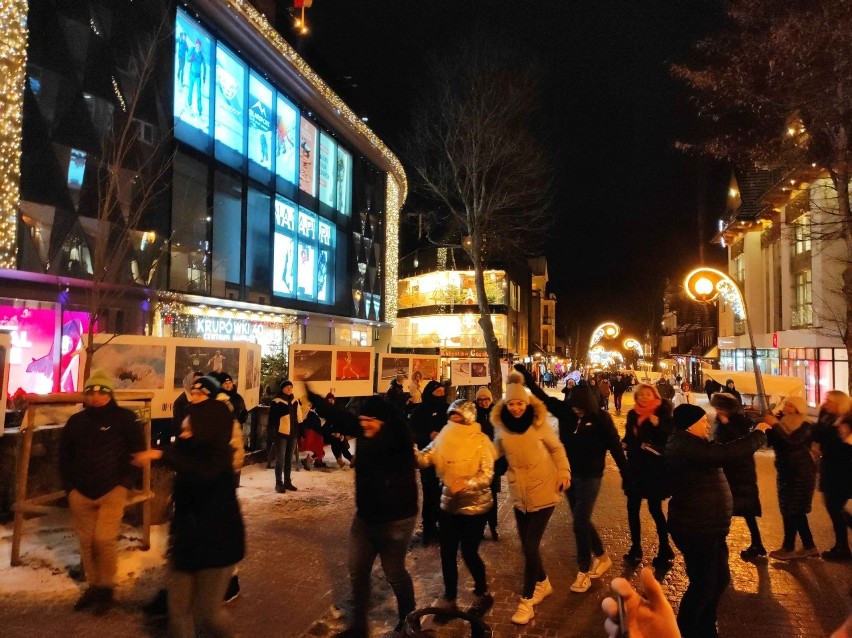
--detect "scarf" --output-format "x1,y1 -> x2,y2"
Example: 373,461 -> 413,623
778,413 -> 806,435
633,397 -> 661,423
501,405 -> 535,433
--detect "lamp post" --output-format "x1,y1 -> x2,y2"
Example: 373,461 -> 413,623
684,267 -> 768,414
588,322 -> 620,374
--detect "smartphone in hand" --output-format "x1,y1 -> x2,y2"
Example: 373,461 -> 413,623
616,593 -> 629,637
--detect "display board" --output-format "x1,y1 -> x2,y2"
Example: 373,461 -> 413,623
174,9 -> 213,136
247,71 -> 273,171
290,344 -> 374,397
450,358 -> 490,386
79,335 -> 260,419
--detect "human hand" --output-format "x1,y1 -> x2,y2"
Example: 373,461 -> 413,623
601,567 -> 681,638
755,421 -> 772,433
649,415 -> 659,426
131,449 -> 163,466
514,364 -> 531,378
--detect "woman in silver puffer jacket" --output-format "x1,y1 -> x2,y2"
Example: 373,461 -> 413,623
417,400 -> 497,618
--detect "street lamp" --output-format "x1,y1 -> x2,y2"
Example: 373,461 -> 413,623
588,322 -> 620,372
684,267 -> 767,413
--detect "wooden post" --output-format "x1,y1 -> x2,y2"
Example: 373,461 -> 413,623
10,407 -> 36,566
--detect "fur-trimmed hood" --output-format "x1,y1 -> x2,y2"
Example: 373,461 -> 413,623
489,393 -> 549,434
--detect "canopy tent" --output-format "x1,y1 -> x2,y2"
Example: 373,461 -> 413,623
703,369 -> 805,398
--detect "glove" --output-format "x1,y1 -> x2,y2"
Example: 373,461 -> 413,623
514,363 -> 531,378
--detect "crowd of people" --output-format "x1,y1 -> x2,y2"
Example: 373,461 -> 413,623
56,363 -> 852,638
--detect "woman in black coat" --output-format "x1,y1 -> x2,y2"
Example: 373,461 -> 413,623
813,391 -> 852,562
711,392 -> 766,559
622,383 -> 675,567
763,396 -> 818,560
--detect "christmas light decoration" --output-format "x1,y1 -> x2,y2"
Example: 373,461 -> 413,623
385,176 -> 400,324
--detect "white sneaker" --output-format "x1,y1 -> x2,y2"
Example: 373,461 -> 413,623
511,597 -> 535,625
589,553 -> 613,579
570,572 -> 592,593
529,576 -> 553,604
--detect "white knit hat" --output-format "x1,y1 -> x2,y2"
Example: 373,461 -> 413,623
504,371 -> 529,404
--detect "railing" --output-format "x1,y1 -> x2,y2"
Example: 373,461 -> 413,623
791,305 -> 813,328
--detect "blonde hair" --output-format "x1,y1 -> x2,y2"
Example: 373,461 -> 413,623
634,383 -> 662,402
824,390 -> 851,414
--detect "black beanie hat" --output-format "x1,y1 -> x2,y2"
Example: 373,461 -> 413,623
280,379 -> 294,390
211,371 -> 233,385
673,404 -> 706,430
192,375 -> 221,397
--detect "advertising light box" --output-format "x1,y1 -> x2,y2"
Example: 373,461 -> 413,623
297,208 -> 317,300
272,196 -> 297,298
174,9 -> 212,137
336,146 -> 352,214
247,72 -> 273,171
214,43 -> 246,155
317,218 -> 334,303
299,117 -> 318,197
318,131 -> 336,208
276,95 -> 298,185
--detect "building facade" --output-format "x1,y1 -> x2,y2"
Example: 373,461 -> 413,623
716,168 -> 848,407
0,0 -> 405,394
529,256 -> 556,356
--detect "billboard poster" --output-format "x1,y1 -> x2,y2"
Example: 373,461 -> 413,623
297,208 -> 317,300
174,8 -> 212,135
272,196 -> 296,297
336,349 -> 371,381
246,347 -> 259,389
336,147 -> 352,214
173,345 -> 240,388
450,358 -> 490,386
317,218 -> 334,303
91,343 -> 168,390
379,355 -> 410,381
412,357 -> 440,382
214,43 -> 246,154
318,131 -> 336,207
247,72 -> 273,170
292,348 -> 333,381
299,116 -> 318,197
275,95 -> 298,184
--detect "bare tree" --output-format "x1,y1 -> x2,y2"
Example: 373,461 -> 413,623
79,16 -> 174,381
672,0 -> 852,390
404,34 -> 551,395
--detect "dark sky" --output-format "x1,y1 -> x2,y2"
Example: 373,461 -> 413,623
276,0 -> 729,342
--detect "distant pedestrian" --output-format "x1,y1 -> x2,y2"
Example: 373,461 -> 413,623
613,373 -> 629,414
813,391 -> 852,561
673,382 -> 699,407
59,370 -> 147,615
490,371 -> 571,625
666,404 -> 770,638
724,379 -> 742,405
599,377 -> 612,411
763,396 -> 818,560
562,378 -> 576,403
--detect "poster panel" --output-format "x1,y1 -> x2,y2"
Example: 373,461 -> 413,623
299,116 -> 318,197
450,358 -> 490,386
297,208 -> 317,300
272,196 -> 296,297
275,94 -> 298,184
290,345 -> 374,397
379,355 -> 410,381
174,8 -> 212,136
291,348 -> 333,381
214,43 -> 246,154
173,345 -> 241,387
336,350 -> 371,381
318,131 -> 336,207
336,146 -> 352,214
247,72 -> 273,170
412,357 -> 440,382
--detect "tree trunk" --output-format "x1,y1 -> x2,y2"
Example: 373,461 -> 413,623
470,236 -> 504,398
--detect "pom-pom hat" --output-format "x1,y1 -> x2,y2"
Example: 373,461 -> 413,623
504,371 -> 529,405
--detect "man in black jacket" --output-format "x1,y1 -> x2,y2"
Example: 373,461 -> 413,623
59,370 -> 147,614
666,404 -> 771,638
270,380 -> 302,493
307,387 -> 418,638
409,380 -> 447,544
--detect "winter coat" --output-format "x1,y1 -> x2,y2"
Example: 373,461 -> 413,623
478,404 -> 508,490
622,403 -> 674,499
269,394 -> 302,436
599,379 -> 612,398
59,400 -> 146,500
712,413 -> 762,517
665,429 -> 766,537
767,420 -> 817,515
813,410 -> 852,498
410,384 -> 447,448
162,398 -> 245,572
417,420 -> 496,515
308,390 -> 419,524
490,396 -> 571,513
561,409 -> 627,479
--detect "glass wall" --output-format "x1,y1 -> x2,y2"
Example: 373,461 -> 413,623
392,314 -> 508,349
398,271 -> 508,310
170,153 -> 210,294
212,171 -> 243,297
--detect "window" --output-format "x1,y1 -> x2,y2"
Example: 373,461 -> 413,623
170,153 -> 210,294
794,213 -> 812,255
793,270 -> 813,328
211,171 -> 243,297
246,187 -> 271,296
733,254 -> 745,287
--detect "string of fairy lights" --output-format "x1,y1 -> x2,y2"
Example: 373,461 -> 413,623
0,0 -> 27,269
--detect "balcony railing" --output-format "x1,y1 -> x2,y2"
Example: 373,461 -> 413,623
791,305 -> 813,329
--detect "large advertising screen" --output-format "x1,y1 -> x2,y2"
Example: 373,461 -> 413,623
174,9 -> 212,135
297,208 -> 317,299
214,43 -> 246,154
248,72 -> 273,171
317,218 -> 334,303
272,196 -> 296,298
299,117 -> 318,197
318,131 -> 336,208
336,146 -> 352,215
276,95 -> 298,185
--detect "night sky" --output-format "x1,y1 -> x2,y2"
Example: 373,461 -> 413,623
277,0 -> 730,342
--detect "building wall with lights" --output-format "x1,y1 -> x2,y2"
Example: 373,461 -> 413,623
716,171 -> 848,406
0,0 -> 406,390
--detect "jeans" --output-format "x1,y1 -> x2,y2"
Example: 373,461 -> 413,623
331,437 -> 353,461
169,567 -> 233,638
67,486 -> 128,588
513,506 -> 554,598
627,495 -> 670,552
275,433 -> 295,486
743,515 -> 764,549
438,511 -> 488,599
824,491 -> 851,550
420,467 -> 441,537
188,73 -> 202,114
781,512 -> 815,550
567,477 -> 604,572
614,392 -> 624,412
672,531 -> 730,638
348,514 -> 416,630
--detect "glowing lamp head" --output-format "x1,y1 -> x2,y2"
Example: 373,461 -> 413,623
605,326 -> 616,337
694,277 -> 714,296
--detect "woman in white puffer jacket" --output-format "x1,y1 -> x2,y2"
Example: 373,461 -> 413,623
417,400 -> 496,618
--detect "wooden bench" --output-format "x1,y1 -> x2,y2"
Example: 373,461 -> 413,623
10,392 -> 155,567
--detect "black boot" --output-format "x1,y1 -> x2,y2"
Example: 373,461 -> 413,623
73,586 -> 101,612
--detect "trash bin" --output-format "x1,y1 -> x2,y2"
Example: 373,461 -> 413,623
402,607 -> 492,638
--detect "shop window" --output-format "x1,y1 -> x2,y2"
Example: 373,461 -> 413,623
246,187 -> 271,296
211,170 -> 243,298
170,153 -> 210,294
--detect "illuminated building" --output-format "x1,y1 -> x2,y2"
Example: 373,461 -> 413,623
0,0 -> 404,393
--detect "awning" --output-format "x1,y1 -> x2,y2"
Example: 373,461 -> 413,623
703,346 -> 719,359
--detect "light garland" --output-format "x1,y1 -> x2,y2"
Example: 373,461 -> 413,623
716,279 -> 746,321
0,0 -> 27,269
385,176 -> 400,324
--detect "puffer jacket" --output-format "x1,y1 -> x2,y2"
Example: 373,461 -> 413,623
417,420 -> 496,515
490,396 -> 571,513
767,420 -> 816,515
712,413 -> 762,517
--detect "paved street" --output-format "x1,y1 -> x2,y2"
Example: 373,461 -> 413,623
1,390 -> 851,637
